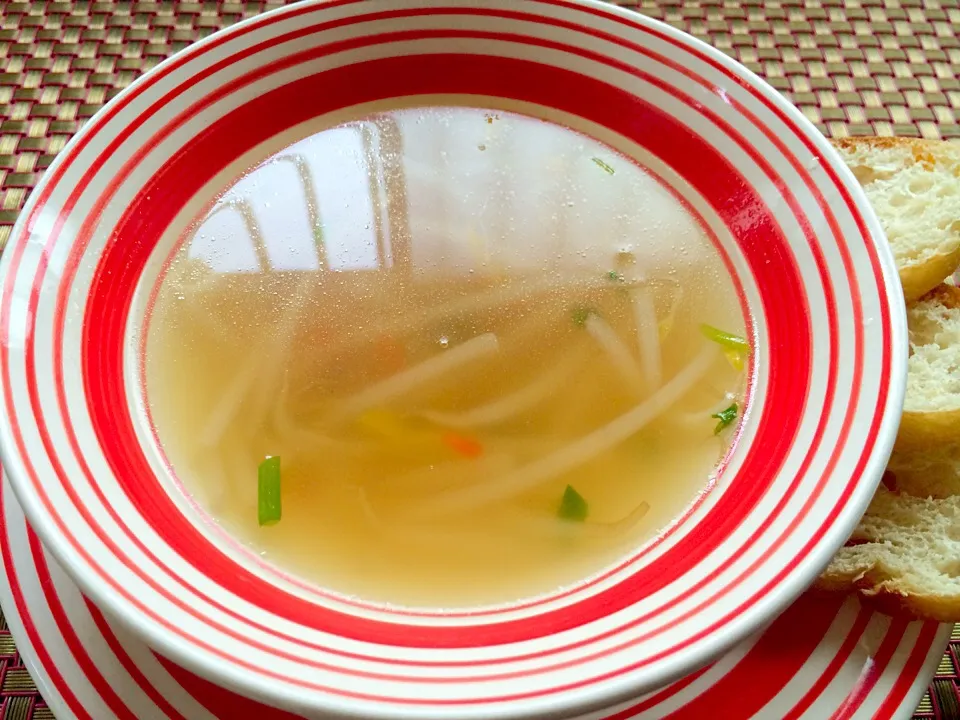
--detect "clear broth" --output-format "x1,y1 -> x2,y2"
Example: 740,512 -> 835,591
146,106 -> 746,607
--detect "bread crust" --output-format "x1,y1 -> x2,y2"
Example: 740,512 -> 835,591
817,487 -> 960,621
814,572 -> 960,623
831,137 -> 960,299
898,408 -> 960,451
917,282 -> 960,310
817,139 -> 960,620
832,135 -> 950,167
900,246 -> 960,300
896,284 -> 960,450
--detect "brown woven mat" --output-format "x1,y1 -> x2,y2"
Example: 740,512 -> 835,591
0,0 -> 958,718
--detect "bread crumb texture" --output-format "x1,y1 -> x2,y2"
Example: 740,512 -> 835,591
833,138 -> 960,299
819,139 -> 960,620
821,489 -> 960,622
905,285 -> 960,413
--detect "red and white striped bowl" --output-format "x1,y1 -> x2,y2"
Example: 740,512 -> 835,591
0,1 -> 906,718
1,473 -> 949,720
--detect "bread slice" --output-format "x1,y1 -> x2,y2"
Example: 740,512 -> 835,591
896,284 -> 960,450
819,488 -> 960,622
831,137 -> 960,300
887,444 -> 960,499
817,139 -> 960,620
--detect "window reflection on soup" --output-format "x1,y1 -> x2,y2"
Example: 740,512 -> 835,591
145,105 -> 748,608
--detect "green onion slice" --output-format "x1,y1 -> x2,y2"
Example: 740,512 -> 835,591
258,455 -> 282,527
700,324 -> 749,354
592,157 -> 616,175
712,403 -> 739,435
558,484 -> 589,522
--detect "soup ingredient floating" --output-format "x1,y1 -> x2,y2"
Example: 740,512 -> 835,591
559,485 -> 589,522
146,105 -> 750,607
712,404 -> 739,435
257,456 -> 282,527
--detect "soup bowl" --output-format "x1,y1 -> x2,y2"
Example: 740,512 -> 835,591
0,0 -> 906,718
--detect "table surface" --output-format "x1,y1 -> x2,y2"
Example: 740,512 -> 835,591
0,0 -> 959,718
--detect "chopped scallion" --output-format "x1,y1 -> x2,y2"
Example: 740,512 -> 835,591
258,456 -> 282,527
592,157 -> 616,175
606,269 -> 625,283
558,485 -> 589,522
712,403 -> 738,435
700,324 -> 749,354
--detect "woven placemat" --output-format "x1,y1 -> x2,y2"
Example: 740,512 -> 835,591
0,0 -> 958,718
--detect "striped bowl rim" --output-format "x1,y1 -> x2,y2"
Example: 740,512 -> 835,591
0,474 -> 949,720
0,0 -> 906,717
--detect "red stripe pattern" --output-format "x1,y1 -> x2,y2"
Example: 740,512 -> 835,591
0,478 -> 948,719
0,0 -> 906,716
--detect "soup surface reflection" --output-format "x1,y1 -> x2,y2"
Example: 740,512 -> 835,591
146,106 -> 748,607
